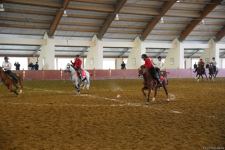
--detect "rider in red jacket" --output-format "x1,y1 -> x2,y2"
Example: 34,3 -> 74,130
71,55 -> 82,79
141,54 -> 161,84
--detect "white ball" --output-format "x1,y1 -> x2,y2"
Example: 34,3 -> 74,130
117,94 -> 120,98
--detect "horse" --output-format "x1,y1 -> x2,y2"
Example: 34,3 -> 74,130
65,64 -> 90,94
0,67 -> 23,95
138,65 -> 169,104
195,65 -> 208,81
206,63 -> 218,80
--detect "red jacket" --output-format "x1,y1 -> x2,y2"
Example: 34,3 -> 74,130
198,60 -> 204,67
73,58 -> 82,69
144,57 -> 153,69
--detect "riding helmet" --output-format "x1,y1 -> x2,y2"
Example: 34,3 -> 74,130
141,54 -> 148,59
4,56 -> 8,60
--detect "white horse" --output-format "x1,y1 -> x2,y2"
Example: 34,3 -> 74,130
65,64 -> 90,94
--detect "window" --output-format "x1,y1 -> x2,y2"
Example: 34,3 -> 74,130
55,58 -> 73,70
55,57 -> 86,70
103,58 -> 115,69
0,57 -> 28,70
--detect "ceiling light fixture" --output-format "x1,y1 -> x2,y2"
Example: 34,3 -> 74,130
63,10 -> 68,17
160,17 -> 164,23
201,19 -> 205,25
115,14 -> 119,21
0,3 -> 5,12
176,0 -> 180,2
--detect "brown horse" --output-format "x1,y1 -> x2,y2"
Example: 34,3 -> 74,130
0,67 -> 23,95
138,65 -> 169,104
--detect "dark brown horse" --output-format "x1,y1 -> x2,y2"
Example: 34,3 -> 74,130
138,65 -> 169,104
0,67 -> 23,95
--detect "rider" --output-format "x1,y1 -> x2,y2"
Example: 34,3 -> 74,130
71,55 -> 83,80
2,56 -> 18,83
211,57 -> 217,73
141,54 -> 161,85
198,58 -> 205,68
154,56 -> 164,71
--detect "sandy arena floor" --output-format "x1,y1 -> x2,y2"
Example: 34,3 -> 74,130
0,79 -> 224,150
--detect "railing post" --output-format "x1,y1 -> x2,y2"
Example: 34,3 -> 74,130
42,69 -> 44,80
93,68 -> 96,80
109,68 -> 111,79
60,69 -> 63,80
22,69 -> 25,80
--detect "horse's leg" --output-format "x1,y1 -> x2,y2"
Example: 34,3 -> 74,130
19,78 -> 23,93
162,81 -> 169,101
204,73 -> 208,80
76,83 -> 80,94
141,87 -> 149,104
142,87 -> 146,99
196,74 -> 200,82
152,86 -> 157,102
147,87 -> 151,102
9,82 -> 18,95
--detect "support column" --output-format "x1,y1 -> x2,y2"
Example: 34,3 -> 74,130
165,38 -> 184,69
39,33 -> 55,70
85,35 -> 103,69
127,37 -> 146,69
201,39 -> 219,64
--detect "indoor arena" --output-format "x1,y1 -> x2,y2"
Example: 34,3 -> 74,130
0,0 -> 225,149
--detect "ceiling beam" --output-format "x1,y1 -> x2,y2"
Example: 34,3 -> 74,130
156,49 -> 167,58
48,0 -> 70,37
97,0 -> 127,39
219,51 -> 225,57
0,23 -> 49,29
179,0 -> 222,42
188,49 -> 202,58
140,0 -> 177,41
4,0 -> 60,8
119,48 -> 130,57
215,25 -> 225,42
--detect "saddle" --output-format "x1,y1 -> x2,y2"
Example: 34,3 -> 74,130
75,69 -> 86,80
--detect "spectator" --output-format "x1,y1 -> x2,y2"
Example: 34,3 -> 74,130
14,62 -> 20,70
193,62 -> 197,72
121,61 -> 126,70
28,62 -> 34,70
34,62 -> 39,70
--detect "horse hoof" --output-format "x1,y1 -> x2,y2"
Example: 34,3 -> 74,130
152,97 -> 156,102
145,101 -> 149,105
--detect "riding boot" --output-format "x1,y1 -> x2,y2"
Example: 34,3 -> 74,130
82,77 -> 86,82
79,74 -> 82,80
150,68 -> 162,85
10,73 -> 18,83
156,75 -> 162,85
